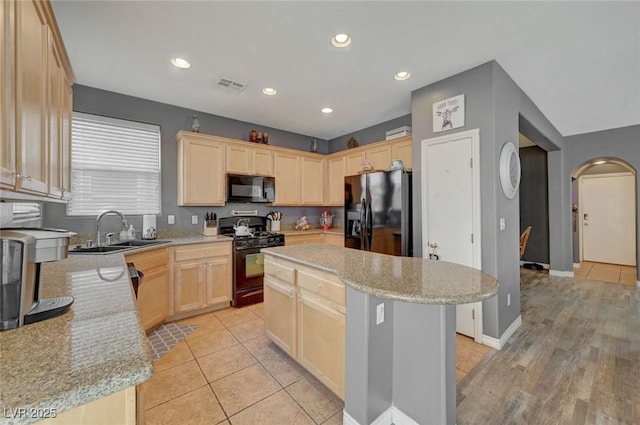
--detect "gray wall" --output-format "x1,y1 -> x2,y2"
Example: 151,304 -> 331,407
564,125 -> 640,279
42,85 -> 332,235
410,61 -> 564,339
519,146 -> 550,264
328,114 -> 412,154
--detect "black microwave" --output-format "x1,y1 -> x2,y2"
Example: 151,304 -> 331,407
227,174 -> 275,203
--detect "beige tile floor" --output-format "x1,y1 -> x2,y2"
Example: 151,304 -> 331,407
142,303 -> 342,425
142,303 -> 491,424
574,261 -> 637,285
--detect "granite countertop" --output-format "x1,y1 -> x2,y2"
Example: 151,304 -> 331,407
261,243 -> 499,305
0,235 -> 235,423
0,255 -> 153,425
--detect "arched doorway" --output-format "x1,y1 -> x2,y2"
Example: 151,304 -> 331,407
571,158 -> 637,284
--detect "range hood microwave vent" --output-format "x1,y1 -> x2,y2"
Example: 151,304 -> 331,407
216,78 -> 247,94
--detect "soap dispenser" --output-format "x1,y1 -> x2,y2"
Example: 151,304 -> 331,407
120,227 -> 129,241
127,225 -> 136,240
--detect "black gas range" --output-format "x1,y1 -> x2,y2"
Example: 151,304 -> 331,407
218,216 -> 285,307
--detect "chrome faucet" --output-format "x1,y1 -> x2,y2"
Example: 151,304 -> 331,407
96,210 -> 129,247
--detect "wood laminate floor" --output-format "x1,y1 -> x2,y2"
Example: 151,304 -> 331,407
457,268 -> 640,425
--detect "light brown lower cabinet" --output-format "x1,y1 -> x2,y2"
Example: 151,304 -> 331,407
264,275 -> 296,357
172,242 -> 232,317
323,233 -> 344,247
285,232 -> 345,246
126,248 -> 170,334
297,289 -> 345,398
35,386 -> 136,425
263,256 -> 345,399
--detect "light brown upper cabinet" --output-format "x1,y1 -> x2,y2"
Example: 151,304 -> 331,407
252,147 -> 273,176
1,0 -> 17,190
15,0 -> 49,195
300,156 -> 324,205
273,151 -> 301,205
177,133 -> 226,206
175,131 -> 412,207
60,75 -> 72,199
47,26 -> 63,198
273,152 -> 325,206
391,137 -> 413,171
225,143 -> 274,176
2,0 -> 74,199
344,137 -> 411,177
326,156 -> 345,206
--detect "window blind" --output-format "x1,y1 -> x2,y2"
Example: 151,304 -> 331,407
67,112 -> 161,216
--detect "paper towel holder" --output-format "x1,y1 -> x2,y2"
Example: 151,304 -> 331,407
142,214 -> 157,240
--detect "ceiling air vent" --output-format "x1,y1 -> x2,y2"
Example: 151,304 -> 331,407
216,78 -> 247,94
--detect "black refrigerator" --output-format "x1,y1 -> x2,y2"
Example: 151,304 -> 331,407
344,169 -> 413,257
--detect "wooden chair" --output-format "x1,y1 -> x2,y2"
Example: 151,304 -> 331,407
520,226 -> 532,259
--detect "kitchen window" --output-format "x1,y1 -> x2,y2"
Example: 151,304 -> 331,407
67,112 -> 161,216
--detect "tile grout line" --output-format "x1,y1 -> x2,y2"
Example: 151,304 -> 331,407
209,308 -> 289,423
148,306 -> 337,424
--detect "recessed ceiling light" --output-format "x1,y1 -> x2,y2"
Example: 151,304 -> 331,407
331,33 -> 351,48
171,58 -> 191,69
262,88 -> 277,96
321,107 -> 334,114
592,160 -> 607,165
394,71 -> 411,81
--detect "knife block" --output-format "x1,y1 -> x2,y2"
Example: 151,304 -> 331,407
203,221 -> 218,236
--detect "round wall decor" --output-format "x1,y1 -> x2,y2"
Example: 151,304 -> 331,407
499,141 -> 521,199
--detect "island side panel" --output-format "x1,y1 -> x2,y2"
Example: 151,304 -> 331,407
392,302 -> 457,425
344,287 -> 394,424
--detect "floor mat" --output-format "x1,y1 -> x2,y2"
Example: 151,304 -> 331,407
147,323 -> 197,362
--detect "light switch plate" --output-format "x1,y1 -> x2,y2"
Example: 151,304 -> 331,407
168,215 -> 175,225
499,218 -> 506,231
192,215 -> 198,225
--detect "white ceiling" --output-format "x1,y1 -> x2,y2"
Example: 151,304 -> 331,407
51,1 -> 640,141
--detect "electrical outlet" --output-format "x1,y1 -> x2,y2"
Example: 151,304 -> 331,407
507,293 -> 511,306
192,215 -> 198,225
168,215 -> 175,225
376,303 -> 385,325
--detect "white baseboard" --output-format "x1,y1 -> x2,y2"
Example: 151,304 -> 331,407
343,407 -> 418,425
371,407 -> 393,425
549,269 -> 574,278
482,315 -> 521,350
343,410 -> 359,425
391,407 -> 419,425
573,263 -> 580,269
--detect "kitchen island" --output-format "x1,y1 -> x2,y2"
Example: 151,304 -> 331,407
261,243 -> 499,425
0,255 -> 153,425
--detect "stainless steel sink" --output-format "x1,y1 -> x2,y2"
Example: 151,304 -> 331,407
112,240 -> 168,247
69,240 -> 169,255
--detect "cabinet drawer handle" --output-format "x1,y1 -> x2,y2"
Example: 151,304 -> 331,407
16,173 -> 32,181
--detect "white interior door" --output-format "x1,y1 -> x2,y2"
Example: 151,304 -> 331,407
580,173 -> 636,266
422,129 -> 482,341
